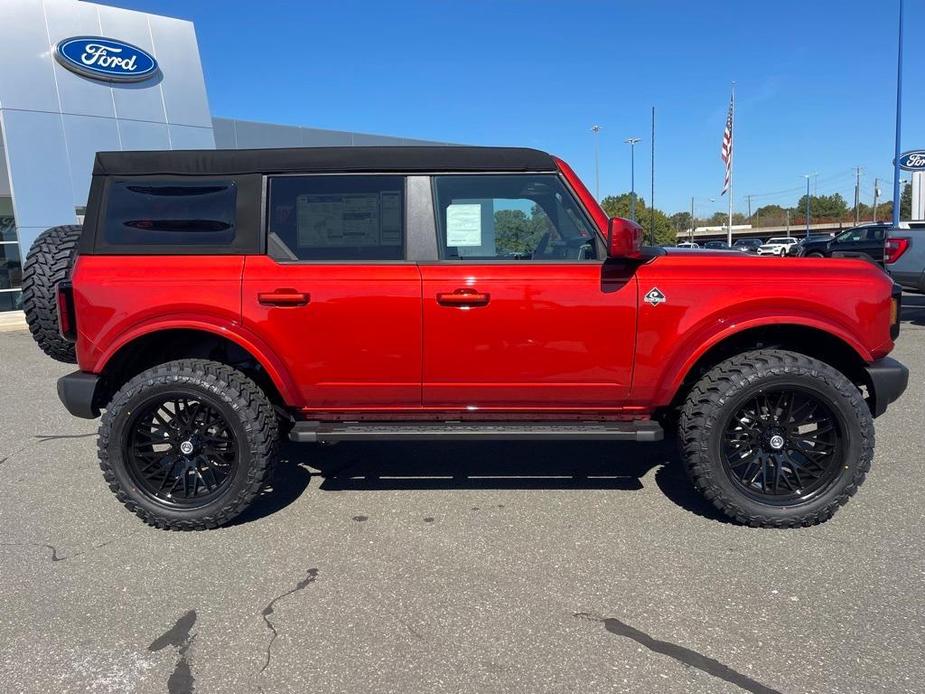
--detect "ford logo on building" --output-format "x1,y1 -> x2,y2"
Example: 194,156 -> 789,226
54,36 -> 158,83
898,150 -> 925,172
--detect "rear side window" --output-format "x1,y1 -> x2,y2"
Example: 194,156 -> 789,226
103,180 -> 237,246
267,175 -> 404,261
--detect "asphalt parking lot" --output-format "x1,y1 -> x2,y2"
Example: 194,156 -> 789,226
1,295 -> 923,694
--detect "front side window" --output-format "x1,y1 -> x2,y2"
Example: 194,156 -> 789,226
267,175 -> 404,261
103,180 -> 237,246
433,174 -> 598,261
838,229 -> 865,243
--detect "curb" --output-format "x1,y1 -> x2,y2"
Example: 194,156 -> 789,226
0,310 -> 28,333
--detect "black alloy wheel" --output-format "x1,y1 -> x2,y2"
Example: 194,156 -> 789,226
99,359 -> 278,530
679,349 -> 874,527
721,388 -> 843,505
126,395 -> 238,506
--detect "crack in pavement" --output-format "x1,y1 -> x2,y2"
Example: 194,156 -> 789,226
34,432 -> 96,443
0,529 -> 142,563
258,569 -> 319,682
575,613 -> 781,694
0,430 -> 96,470
0,542 -> 64,561
149,610 -> 197,694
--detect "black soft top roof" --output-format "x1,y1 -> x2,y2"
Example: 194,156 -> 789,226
92,146 -> 557,176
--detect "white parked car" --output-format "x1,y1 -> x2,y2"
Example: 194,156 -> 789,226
757,237 -> 799,256
677,241 -> 700,249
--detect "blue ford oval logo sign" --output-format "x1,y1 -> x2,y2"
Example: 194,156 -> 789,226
898,150 -> 925,171
54,36 -> 158,83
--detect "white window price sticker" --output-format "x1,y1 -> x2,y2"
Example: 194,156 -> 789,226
446,203 -> 482,247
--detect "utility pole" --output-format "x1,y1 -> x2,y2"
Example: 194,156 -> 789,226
804,174 -> 812,238
591,125 -> 601,201
746,194 -> 752,222
690,196 -> 695,242
873,178 -> 880,222
854,167 -> 862,225
625,137 -> 640,222
786,209 -> 791,233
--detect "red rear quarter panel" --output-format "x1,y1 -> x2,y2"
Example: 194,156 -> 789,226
631,254 -> 896,406
70,255 -> 271,379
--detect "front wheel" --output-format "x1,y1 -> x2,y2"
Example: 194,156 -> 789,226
679,349 -> 873,527
98,359 -> 279,530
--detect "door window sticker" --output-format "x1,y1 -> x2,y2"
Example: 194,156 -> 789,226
446,203 -> 483,247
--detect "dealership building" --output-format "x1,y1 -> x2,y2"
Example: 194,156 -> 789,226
0,0 -> 446,314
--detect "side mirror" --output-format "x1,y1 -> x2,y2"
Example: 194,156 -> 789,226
607,217 -> 644,259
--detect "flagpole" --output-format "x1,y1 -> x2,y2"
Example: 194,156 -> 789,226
727,82 -> 735,247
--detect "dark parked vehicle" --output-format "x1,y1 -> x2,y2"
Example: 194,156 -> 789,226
788,234 -> 834,256
799,224 -> 888,263
704,240 -> 730,250
732,238 -> 763,253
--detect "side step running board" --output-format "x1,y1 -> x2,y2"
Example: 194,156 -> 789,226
289,420 -> 663,443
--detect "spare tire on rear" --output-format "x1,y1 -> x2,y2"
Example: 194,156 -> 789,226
21,225 -> 82,363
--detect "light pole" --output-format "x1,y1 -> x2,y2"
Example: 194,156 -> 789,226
591,125 -> 601,201
625,137 -> 640,222
891,0 -> 905,228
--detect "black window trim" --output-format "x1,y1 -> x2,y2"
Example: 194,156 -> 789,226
262,173 -> 412,265
428,171 -> 605,264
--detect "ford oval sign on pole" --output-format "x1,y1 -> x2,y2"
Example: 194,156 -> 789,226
54,37 -> 158,83
898,150 -> 925,171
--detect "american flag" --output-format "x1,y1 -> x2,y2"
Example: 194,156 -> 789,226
721,91 -> 734,195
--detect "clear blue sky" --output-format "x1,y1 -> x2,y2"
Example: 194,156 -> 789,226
105,0 -> 922,217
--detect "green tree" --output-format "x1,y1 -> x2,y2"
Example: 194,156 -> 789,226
600,193 -> 676,245
901,182 -> 912,220
706,211 -> 747,226
753,204 -> 789,227
669,211 -> 693,233
494,208 -> 545,255
795,193 -> 848,221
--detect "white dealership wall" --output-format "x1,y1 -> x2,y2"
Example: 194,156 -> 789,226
0,0 -> 445,313
0,0 -> 214,257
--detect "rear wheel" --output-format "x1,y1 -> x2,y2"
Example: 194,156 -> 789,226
679,349 -> 873,527
806,251 -> 825,258
98,359 -> 279,530
21,225 -> 82,363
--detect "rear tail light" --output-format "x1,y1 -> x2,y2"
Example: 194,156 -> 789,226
56,281 -> 76,341
884,237 -> 910,264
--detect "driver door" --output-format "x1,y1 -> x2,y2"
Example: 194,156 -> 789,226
420,174 -> 636,410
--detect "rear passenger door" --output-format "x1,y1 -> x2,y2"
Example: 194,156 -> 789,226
242,175 -> 422,410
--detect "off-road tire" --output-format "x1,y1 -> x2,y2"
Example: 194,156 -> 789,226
21,224 -> 82,363
98,359 -> 279,530
679,349 -> 873,527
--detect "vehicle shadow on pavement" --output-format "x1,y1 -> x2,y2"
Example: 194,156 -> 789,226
901,293 -> 925,326
234,439 -> 730,525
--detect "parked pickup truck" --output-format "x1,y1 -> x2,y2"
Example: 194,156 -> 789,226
885,223 -> 925,292
22,146 -> 908,530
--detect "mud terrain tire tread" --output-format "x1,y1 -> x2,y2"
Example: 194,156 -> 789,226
679,349 -> 873,528
21,225 -> 82,363
98,359 -> 279,530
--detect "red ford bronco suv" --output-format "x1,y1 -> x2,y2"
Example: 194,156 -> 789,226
22,146 -> 908,530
